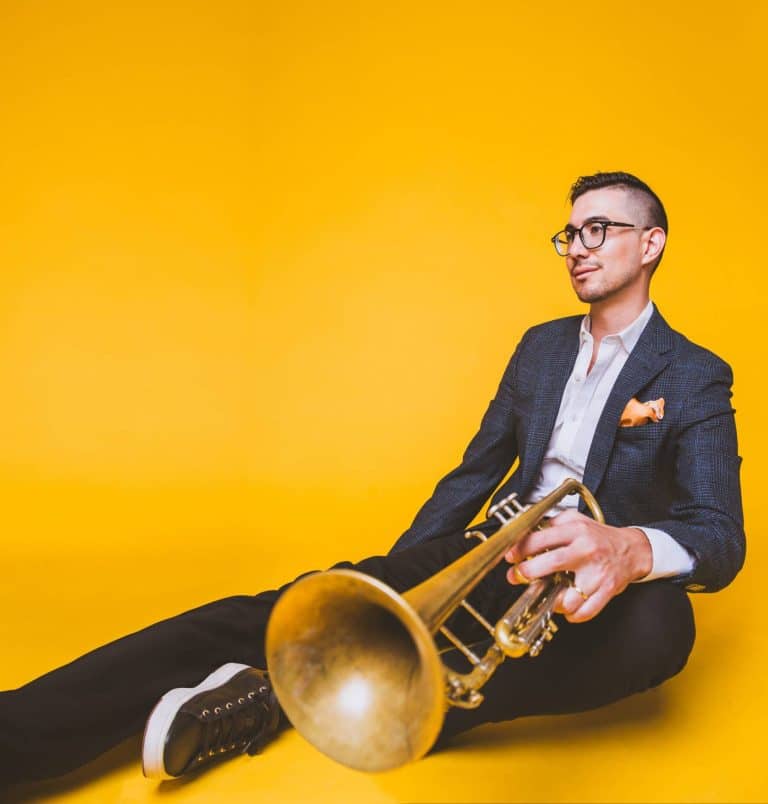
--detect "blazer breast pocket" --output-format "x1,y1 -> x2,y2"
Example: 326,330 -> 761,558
612,424 -> 666,467
614,423 -> 664,441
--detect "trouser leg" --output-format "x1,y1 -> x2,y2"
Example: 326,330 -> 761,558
438,573 -> 696,743
0,531 -> 473,785
0,594 -> 276,785
0,530 -> 695,784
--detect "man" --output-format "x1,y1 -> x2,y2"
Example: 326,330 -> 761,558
0,172 -> 744,788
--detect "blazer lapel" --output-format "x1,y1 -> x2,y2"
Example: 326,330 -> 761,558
580,306 -> 675,504
517,317 -> 581,496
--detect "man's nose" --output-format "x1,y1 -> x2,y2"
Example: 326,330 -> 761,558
567,232 -> 589,258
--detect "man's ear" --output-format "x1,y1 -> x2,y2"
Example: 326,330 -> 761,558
642,227 -> 666,266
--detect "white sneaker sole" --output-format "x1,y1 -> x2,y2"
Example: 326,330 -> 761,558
141,662 -> 252,780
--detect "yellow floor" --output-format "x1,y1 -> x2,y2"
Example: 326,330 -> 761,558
3,528 -> 764,804
1,1 -> 766,800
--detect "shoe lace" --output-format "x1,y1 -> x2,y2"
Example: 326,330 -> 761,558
197,682 -> 280,761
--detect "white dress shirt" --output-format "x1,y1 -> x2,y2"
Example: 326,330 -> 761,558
525,300 -> 694,582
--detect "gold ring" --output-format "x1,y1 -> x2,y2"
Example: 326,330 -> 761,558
512,564 -> 529,584
571,583 -> 590,601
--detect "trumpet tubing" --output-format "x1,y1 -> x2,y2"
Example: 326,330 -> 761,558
265,478 -> 604,772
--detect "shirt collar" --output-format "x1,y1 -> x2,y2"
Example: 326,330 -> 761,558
579,300 -> 654,353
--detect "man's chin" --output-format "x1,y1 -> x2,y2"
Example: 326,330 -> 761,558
573,286 -> 607,304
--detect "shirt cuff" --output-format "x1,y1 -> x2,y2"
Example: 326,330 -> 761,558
631,526 -> 695,582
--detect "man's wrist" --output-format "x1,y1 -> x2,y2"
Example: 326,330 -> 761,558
622,526 -> 654,581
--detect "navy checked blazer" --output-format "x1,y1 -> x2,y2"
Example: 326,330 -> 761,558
390,305 -> 745,593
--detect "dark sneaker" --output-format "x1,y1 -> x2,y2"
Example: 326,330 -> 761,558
141,663 -> 281,780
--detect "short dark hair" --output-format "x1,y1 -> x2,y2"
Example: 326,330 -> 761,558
569,171 -> 668,233
569,171 -> 668,270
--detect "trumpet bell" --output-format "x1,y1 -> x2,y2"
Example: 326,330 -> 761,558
265,569 -> 445,772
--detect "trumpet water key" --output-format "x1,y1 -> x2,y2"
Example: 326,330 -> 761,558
265,478 -> 604,772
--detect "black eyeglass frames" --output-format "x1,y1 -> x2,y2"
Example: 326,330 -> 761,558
551,220 -> 651,256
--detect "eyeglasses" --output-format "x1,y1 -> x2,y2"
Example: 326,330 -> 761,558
551,220 -> 650,256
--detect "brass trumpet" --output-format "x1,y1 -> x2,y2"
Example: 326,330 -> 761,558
265,478 -> 603,772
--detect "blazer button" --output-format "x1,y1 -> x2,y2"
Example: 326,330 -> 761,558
685,583 -> 706,592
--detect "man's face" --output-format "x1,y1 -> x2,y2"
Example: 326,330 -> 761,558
565,187 -> 650,305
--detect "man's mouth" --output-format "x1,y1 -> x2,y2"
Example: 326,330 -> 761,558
572,265 -> 600,280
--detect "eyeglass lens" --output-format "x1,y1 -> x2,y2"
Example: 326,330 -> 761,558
554,222 -> 608,256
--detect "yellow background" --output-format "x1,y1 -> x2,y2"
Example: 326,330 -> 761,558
2,1 -> 765,802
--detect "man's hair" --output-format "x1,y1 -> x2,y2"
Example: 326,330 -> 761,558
569,171 -> 668,232
569,171 -> 668,271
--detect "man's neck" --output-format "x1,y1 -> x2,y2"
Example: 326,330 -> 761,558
588,294 -> 650,344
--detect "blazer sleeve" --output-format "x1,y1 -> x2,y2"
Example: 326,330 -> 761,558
388,334 -> 527,554
641,356 -> 745,592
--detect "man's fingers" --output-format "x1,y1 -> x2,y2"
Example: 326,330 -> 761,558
509,563 -> 530,584
505,523 -> 575,563
563,585 -> 614,623
556,584 -> 591,615
506,545 -> 573,582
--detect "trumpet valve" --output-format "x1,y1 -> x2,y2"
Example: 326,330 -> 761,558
487,493 -> 526,525
529,637 -> 545,657
547,619 -> 559,635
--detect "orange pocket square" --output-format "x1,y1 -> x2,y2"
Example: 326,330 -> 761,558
620,397 -> 665,427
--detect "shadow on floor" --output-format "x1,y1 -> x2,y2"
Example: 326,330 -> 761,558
4,690 -> 670,801
5,735 -> 141,802
437,686 -> 669,758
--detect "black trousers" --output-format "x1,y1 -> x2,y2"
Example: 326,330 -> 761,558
0,531 -> 695,786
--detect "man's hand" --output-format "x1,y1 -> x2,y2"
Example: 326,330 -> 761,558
504,510 -> 653,622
